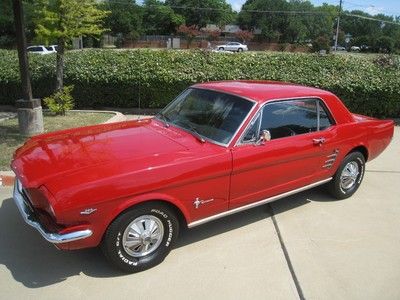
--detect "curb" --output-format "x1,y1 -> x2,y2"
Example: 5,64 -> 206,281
0,173 -> 15,187
0,110 -> 126,187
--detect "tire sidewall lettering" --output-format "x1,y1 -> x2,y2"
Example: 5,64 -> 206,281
115,208 -> 175,268
338,154 -> 365,195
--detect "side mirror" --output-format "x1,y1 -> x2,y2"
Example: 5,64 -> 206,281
256,129 -> 271,145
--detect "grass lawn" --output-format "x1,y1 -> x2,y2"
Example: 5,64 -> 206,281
0,111 -> 114,171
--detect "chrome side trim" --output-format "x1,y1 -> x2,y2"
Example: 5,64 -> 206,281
188,178 -> 332,228
13,180 -> 93,244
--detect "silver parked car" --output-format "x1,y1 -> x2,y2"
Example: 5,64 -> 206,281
217,42 -> 248,52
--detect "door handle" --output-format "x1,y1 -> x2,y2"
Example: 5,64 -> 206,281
313,137 -> 326,146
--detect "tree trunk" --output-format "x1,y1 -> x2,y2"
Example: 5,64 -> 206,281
56,37 -> 65,90
12,0 -> 32,101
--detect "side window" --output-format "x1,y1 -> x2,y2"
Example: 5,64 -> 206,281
239,98 -> 335,144
260,100 -> 318,140
318,101 -> 334,130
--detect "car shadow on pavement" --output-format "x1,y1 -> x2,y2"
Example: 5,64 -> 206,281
0,187 -> 332,288
0,197 -> 123,288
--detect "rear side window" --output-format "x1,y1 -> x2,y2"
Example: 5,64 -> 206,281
240,98 -> 334,143
261,100 -> 318,137
28,47 -> 41,52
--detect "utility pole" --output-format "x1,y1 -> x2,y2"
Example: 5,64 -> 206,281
334,0 -> 343,51
12,0 -> 43,136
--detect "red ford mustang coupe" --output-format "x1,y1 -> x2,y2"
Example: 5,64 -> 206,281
12,81 -> 394,272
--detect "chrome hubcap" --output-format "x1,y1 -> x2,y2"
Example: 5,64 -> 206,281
340,161 -> 360,190
122,215 -> 164,258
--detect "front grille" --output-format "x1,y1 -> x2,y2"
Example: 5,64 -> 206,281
17,180 -> 63,233
21,188 -> 36,214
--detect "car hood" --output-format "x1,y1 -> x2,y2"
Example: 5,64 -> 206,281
11,118 -> 189,187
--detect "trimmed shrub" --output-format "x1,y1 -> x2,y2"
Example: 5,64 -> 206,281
44,85 -> 75,116
0,49 -> 399,117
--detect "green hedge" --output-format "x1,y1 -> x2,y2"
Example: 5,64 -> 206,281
1,49 -> 399,117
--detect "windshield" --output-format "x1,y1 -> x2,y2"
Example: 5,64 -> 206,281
159,88 -> 254,145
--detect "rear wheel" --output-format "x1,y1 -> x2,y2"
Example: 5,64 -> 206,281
101,203 -> 179,273
328,151 -> 365,199
218,47 -> 224,51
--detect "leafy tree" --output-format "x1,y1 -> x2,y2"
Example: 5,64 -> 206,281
312,35 -> 330,52
376,36 -> 395,53
0,0 -> 15,47
202,28 -> 221,41
143,0 -> 185,35
165,0 -> 235,27
102,0 -> 143,41
238,0 -> 337,44
234,30 -> 254,43
238,0 -> 290,42
33,0 -> 108,90
177,24 -> 200,48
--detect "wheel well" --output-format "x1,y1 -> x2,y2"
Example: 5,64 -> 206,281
121,200 -> 188,228
349,146 -> 368,161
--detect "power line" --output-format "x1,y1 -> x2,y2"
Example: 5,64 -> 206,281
101,0 -> 400,24
344,12 -> 400,25
104,1 -> 332,15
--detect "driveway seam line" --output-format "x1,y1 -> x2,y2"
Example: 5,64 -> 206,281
267,203 -> 305,300
366,170 -> 400,174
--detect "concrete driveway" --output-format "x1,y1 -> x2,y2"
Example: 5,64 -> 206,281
0,128 -> 398,300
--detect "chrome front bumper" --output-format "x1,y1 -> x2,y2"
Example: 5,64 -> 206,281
13,180 -> 92,244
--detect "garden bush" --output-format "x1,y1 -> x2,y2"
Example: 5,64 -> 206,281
0,49 -> 399,117
43,85 -> 74,115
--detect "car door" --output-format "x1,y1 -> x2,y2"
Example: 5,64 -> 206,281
229,98 -> 336,209
226,42 -> 235,51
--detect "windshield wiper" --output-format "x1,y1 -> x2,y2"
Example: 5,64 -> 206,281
175,120 -> 206,143
155,112 -> 170,127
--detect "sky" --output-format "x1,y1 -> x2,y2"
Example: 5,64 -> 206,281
228,0 -> 400,17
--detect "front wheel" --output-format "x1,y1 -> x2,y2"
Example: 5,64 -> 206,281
328,151 -> 365,199
237,48 -> 243,52
101,203 -> 179,273
218,47 -> 224,51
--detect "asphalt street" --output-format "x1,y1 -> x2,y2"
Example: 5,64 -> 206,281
0,127 -> 398,300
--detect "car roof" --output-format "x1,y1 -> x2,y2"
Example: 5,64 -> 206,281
192,80 -> 334,103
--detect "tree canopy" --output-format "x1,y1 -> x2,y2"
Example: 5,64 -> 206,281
143,0 -> 185,35
1,0 -> 399,52
33,0 -> 108,89
165,0 -> 236,27
101,0 -> 143,40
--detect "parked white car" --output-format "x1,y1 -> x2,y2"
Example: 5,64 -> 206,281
350,46 -> 361,51
27,45 -> 56,55
46,45 -> 58,52
217,42 -> 248,52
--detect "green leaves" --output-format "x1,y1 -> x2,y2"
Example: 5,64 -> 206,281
43,85 -> 74,115
33,0 -> 109,44
0,49 -> 399,117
